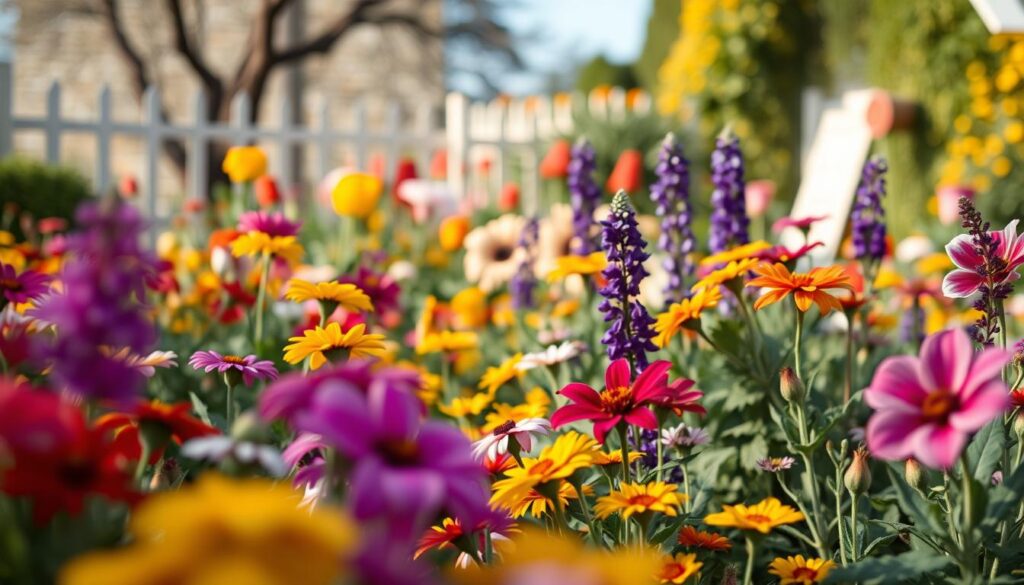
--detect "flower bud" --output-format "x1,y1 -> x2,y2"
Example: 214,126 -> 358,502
844,447 -> 872,495
1014,411 -> 1024,439
905,458 -> 926,491
779,367 -> 804,403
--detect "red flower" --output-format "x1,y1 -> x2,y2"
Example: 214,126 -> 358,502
754,242 -> 824,265
551,359 -> 672,443
119,175 -> 138,198
255,175 -> 281,208
606,149 -> 643,194
483,452 -> 517,475
0,380 -> 84,462
678,526 -> 732,551
414,517 -> 466,559
540,139 -> 571,179
653,378 -> 707,417
95,401 -> 218,463
499,183 -> 520,211
430,149 -> 448,180
392,158 -> 418,208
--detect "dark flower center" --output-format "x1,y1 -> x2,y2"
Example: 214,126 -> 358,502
792,567 -> 819,580
493,420 -> 517,436
58,460 -> 96,488
921,389 -> 957,422
493,246 -> 513,262
378,439 -> 420,466
0,278 -> 21,291
600,385 -> 633,413
298,448 -> 322,467
221,355 -> 247,365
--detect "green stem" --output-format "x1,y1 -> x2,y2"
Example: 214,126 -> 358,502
844,313 -> 855,404
681,462 -> 691,514
656,420 -> 664,483
134,441 -> 152,485
793,308 -> 805,383
617,425 -> 631,485
850,493 -> 859,562
960,452 -> 977,580
254,250 -> 270,349
743,537 -> 758,585
836,467 -> 849,566
225,382 -> 235,427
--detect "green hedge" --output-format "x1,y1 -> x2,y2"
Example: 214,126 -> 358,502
0,158 -> 93,238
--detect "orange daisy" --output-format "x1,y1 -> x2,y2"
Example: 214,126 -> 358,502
677,526 -> 732,551
746,263 -> 854,315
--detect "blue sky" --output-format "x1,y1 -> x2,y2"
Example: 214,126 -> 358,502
449,0 -> 653,96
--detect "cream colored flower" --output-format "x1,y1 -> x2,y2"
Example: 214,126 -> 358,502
463,214 -> 527,293
535,204 -> 577,279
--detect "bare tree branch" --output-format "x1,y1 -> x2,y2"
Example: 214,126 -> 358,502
272,0 -> 387,64
165,0 -> 223,102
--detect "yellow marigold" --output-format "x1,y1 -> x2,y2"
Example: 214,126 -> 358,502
222,146 -> 267,183
331,172 -> 382,219
283,322 -> 387,369
653,286 -> 722,348
451,286 -> 489,328
691,258 -> 759,292
478,353 -> 523,394
659,553 -> 703,584
416,330 -> 478,355
699,241 -> 771,267
546,252 -> 607,282
768,555 -> 836,584
510,481 -> 593,518
439,215 -> 471,252
704,496 -> 805,534
594,482 -> 686,520
490,431 -> 598,512
60,474 -> 354,585
284,279 -> 373,312
439,391 -> 494,419
231,232 -> 304,264
592,450 -> 644,467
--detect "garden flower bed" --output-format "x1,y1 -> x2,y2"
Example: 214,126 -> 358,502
1,132 -> 1022,585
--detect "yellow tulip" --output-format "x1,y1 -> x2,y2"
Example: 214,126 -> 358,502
221,146 -> 267,183
331,172 -> 382,219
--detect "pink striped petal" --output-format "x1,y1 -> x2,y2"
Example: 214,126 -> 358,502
960,347 -> 1011,400
941,269 -> 984,298
950,380 -> 1010,432
945,234 -> 984,269
918,329 -> 971,393
866,409 -> 921,461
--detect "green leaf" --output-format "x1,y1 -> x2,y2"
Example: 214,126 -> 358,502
189,392 -> 213,426
965,420 -> 1004,483
648,517 -> 685,546
824,550 -> 954,583
862,533 -> 899,557
884,467 -> 948,542
981,463 -> 1024,541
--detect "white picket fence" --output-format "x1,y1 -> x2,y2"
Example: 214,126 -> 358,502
0,59 -> 654,226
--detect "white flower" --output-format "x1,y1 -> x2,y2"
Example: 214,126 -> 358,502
387,259 -> 418,282
661,424 -> 710,449
895,235 -> 935,263
472,418 -> 551,460
102,347 -> 178,377
463,214 -> 528,292
181,436 -> 288,477
517,341 -> 586,371
398,179 -> 459,223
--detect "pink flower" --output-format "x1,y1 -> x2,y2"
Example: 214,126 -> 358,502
865,328 -> 1011,469
772,214 -> 829,233
651,377 -> 707,416
237,210 -> 301,237
754,242 -> 823,264
188,350 -> 278,386
551,359 -> 671,443
745,180 -> 776,217
0,263 -> 51,305
942,219 -> 1024,298
471,418 -> 551,460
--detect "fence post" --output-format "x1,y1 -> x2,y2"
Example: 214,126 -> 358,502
143,87 -> 162,246
316,97 -> 332,182
45,82 -> 61,164
445,92 -> 468,205
189,91 -> 209,202
95,86 -> 112,195
384,101 -> 401,181
0,59 -> 11,157
278,94 -> 295,191
352,98 -> 367,171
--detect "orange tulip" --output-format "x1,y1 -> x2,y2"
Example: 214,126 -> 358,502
606,149 -> 643,194
540,139 -> 571,179
499,183 -> 520,211
255,175 -> 280,208
439,215 -> 470,251
430,149 -> 448,180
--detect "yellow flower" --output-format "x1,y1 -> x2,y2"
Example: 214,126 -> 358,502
691,258 -> 759,292
873,265 -> 903,289
439,215 -> 471,251
551,298 -> 580,319
915,253 -> 953,276
594,482 -> 686,520
331,172 -> 382,219
483,389 -> 550,431
768,555 -> 836,584
509,481 -> 593,518
479,353 -> 523,393
704,496 -> 805,534
490,431 -> 598,512
60,474 -> 354,585
283,322 -> 387,369
592,449 -> 644,467
231,232 -> 304,265
416,330 -> 479,355
654,286 -> 722,347
660,553 -> 703,584
546,252 -> 608,282
284,279 -> 373,312
222,146 -> 267,183
699,241 -> 771,266
451,286 -> 489,328
439,391 -> 494,419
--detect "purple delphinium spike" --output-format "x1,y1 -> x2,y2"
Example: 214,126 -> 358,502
568,137 -> 602,254
650,133 -> 695,303
31,199 -> 157,404
598,191 -> 658,371
851,157 -> 888,263
510,216 -> 539,310
708,130 -> 750,253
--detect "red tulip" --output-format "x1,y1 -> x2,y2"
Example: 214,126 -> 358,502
606,149 -> 643,194
430,149 -> 448,180
392,158 -> 418,208
499,183 -> 520,211
254,175 -> 280,208
539,139 -> 571,179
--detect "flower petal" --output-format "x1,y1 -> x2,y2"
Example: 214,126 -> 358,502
941,269 -> 984,299
558,383 -> 602,407
605,359 -> 631,390
550,403 -> 605,429
866,409 -> 921,461
960,347 -> 1011,400
865,355 -> 928,411
918,329 -> 972,394
949,380 -> 1010,432
911,424 -> 966,470
623,406 -> 657,429
631,360 -> 671,403
945,234 -> 984,269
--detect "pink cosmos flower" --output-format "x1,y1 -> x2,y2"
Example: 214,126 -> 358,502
0,263 -> 51,305
865,328 -> 1011,469
772,214 -> 829,233
471,418 -> 551,460
237,210 -> 301,237
942,219 -> 1024,298
188,350 -> 278,386
551,359 -> 672,443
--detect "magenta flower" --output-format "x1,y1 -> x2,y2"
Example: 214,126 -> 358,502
942,219 -> 1024,298
551,359 -> 672,443
188,350 -> 278,386
237,210 -> 301,237
652,377 -> 707,417
282,432 -> 327,490
772,214 -> 829,233
754,242 -> 824,264
0,263 -> 50,305
865,328 -> 1011,469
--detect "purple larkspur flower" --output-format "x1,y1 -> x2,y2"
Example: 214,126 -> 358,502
188,350 -> 278,386
510,216 -> 539,310
651,133 -> 696,303
568,138 -> 602,254
708,131 -> 750,253
31,200 -> 156,404
0,263 -> 51,306
237,210 -> 301,237
598,191 -> 658,370
851,157 -> 888,262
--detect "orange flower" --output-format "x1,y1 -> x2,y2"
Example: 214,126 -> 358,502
606,149 -> 643,194
677,526 -> 731,551
439,216 -> 471,252
746,263 -> 854,315
540,139 -> 572,179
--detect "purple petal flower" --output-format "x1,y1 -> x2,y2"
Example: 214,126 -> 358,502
510,217 -> 539,310
851,157 -> 888,262
188,350 -> 278,386
237,210 -> 301,237
0,263 -> 51,306
708,131 -> 750,253
568,138 -> 602,254
650,133 -> 696,303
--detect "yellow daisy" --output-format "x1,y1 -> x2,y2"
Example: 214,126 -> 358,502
699,241 -> 771,266
546,252 -> 608,282
439,391 -> 494,419
284,279 -> 373,312
416,330 -> 479,355
691,258 -> 759,292
490,431 -> 599,512
478,353 -> 524,393
283,322 -> 387,369
594,482 -> 686,520
231,232 -> 304,264
653,286 -> 722,348
510,482 -> 594,518
768,555 -> 836,584
659,553 -> 703,584
704,497 -> 805,534
592,450 -> 644,467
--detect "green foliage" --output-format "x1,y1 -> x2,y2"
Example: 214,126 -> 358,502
0,157 -> 93,238
575,55 -> 638,93
632,0 -> 681,91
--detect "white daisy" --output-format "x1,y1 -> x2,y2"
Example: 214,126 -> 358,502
661,424 -> 710,449
517,341 -> 587,371
463,214 -> 528,292
181,435 -> 288,477
471,417 -> 551,460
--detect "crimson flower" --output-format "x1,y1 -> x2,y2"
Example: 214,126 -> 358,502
551,359 -> 672,443
772,214 -> 829,233
754,242 -> 823,265
652,377 -> 707,417
95,401 -> 219,463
